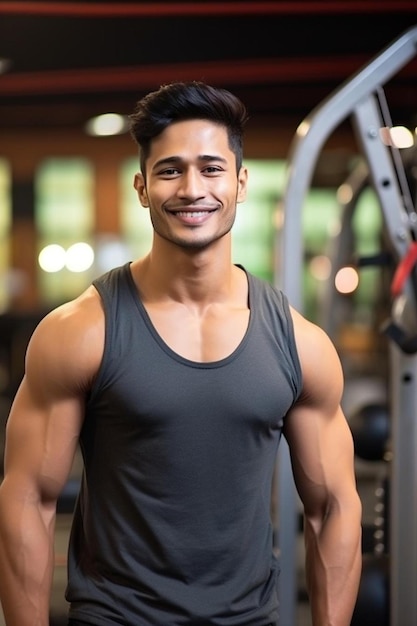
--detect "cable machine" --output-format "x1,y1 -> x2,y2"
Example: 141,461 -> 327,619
275,25 -> 417,626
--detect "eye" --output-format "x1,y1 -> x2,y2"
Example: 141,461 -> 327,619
158,167 -> 181,177
203,165 -> 223,175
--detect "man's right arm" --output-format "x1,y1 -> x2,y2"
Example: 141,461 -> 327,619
0,289 -> 103,626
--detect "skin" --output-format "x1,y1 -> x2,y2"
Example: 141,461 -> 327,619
0,119 -> 361,625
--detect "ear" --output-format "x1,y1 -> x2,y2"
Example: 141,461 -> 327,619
134,172 -> 149,207
237,166 -> 248,204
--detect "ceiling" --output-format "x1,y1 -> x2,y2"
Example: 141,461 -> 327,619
0,1 -> 417,133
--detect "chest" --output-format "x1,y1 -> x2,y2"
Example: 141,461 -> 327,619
143,301 -> 251,362
87,329 -> 293,475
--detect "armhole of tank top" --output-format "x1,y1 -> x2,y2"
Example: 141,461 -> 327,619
247,272 -> 303,401
86,278 -> 113,406
281,293 -> 303,401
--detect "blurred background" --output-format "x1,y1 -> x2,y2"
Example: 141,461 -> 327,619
1,1 -> 417,625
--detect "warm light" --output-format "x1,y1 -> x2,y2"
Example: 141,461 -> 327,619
85,113 -> 128,136
66,242 -> 95,272
309,255 -> 331,281
38,244 -> 66,273
334,266 -> 359,294
296,120 -> 310,138
337,183 -> 353,205
390,126 -> 414,148
380,125 -> 414,149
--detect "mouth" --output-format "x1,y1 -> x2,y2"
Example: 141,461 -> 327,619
167,206 -> 218,224
173,210 -> 214,217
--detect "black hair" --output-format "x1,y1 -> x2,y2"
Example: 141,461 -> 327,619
129,81 -> 248,175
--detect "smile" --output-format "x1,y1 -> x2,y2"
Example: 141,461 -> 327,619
173,210 -> 213,217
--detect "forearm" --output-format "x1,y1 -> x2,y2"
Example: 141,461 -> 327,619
304,504 -> 362,626
0,480 -> 56,626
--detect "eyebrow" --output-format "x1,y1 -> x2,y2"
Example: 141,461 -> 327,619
152,154 -> 228,170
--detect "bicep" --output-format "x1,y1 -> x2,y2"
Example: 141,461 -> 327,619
285,312 -> 356,517
2,303 -> 98,504
4,376 -> 84,504
284,404 -> 356,518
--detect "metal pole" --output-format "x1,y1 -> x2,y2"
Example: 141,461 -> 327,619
389,345 -> 417,626
276,25 -> 417,625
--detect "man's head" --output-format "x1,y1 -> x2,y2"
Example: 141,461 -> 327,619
129,81 -> 248,179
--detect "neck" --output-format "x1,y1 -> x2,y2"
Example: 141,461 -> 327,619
131,235 -> 239,306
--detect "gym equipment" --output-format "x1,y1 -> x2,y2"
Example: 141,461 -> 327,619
349,402 -> 390,462
351,554 -> 389,626
276,25 -> 417,625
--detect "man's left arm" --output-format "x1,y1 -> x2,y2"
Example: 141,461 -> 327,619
284,310 -> 362,626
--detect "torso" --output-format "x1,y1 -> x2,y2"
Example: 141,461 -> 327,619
67,262 -> 303,626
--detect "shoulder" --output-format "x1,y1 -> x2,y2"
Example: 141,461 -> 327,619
289,306 -> 344,406
25,285 -> 105,395
244,270 -> 289,313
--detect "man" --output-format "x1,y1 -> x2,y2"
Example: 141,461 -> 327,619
0,81 -> 361,626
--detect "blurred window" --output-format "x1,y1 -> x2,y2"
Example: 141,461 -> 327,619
35,158 -> 95,304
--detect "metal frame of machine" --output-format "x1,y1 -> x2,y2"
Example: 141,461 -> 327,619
276,25 -> 417,626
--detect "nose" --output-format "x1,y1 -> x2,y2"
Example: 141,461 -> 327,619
177,169 -> 205,200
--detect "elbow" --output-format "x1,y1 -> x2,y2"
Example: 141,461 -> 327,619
305,489 -> 362,537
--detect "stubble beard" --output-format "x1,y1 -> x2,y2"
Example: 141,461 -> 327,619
150,210 -> 236,251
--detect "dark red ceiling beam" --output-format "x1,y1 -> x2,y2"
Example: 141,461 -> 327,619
0,58 -> 365,96
1,56 -> 416,96
0,1 -> 415,17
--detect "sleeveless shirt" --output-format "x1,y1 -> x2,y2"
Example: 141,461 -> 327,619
66,263 -> 302,626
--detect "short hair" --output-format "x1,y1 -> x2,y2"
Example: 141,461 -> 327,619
129,81 -> 248,175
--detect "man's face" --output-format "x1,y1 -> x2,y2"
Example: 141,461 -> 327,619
134,119 -> 247,251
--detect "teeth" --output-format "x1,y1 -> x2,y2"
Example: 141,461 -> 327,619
175,211 -> 210,217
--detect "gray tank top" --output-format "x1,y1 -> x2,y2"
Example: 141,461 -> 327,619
66,263 -> 302,626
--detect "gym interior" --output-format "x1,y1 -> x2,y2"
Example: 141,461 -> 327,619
1,3 -> 417,625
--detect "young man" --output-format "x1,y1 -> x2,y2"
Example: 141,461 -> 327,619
0,81 -> 361,626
